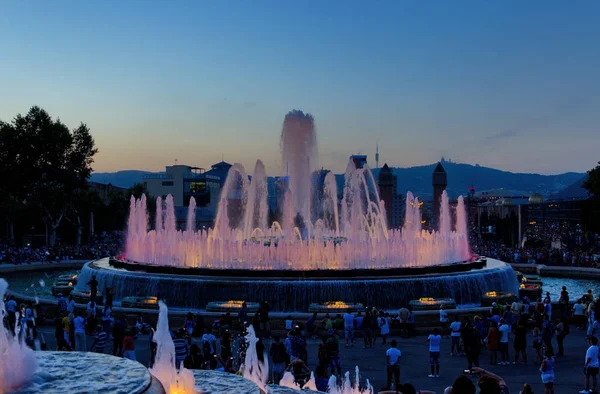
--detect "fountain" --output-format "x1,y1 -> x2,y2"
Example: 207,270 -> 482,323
149,301 -> 196,394
1,279 -> 37,393
74,110 -> 518,311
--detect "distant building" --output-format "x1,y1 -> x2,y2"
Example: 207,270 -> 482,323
350,155 -> 367,169
432,162 -> 447,229
377,163 -> 403,229
143,161 -> 232,228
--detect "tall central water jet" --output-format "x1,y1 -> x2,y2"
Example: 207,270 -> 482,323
281,110 -> 317,232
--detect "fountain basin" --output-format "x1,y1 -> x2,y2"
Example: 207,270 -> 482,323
51,281 -> 74,296
76,257 -> 518,312
121,296 -> 160,309
192,370 -> 261,394
519,284 -> 543,301
408,298 -> 456,311
308,301 -> 364,313
71,289 -> 103,305
480,291 -> 516,307
206,301 -> 260,312
9,351 -> 153,394
523,275 -> 543,286
514,271 -> 524,283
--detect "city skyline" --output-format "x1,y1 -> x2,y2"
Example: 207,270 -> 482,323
1,1 -> 599,175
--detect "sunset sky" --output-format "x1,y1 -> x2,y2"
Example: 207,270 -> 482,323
1,1 -> 599,175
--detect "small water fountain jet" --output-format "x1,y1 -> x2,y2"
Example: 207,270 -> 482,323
242,325 -> 269,392
327,366 -> 373,394
0,278 -> 38,393
149,301 -> 196,394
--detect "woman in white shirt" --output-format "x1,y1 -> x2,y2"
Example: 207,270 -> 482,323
427,328 -> 442,378
379,312 -> 390,345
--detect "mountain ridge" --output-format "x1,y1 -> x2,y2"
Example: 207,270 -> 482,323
90,162 -> 585,199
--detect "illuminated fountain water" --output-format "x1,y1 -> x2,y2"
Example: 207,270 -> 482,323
77,110 -> 517,311
125,110 -> 470,270
149,301 -> 196,394
0,278 -> 38,393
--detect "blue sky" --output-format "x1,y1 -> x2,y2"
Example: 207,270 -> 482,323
1,1 -> 599,175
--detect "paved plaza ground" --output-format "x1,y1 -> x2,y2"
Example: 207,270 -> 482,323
37,323 -> 591,393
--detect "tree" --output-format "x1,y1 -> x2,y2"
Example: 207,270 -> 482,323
66,188 -> 105,245
0,120 -> 27,244
583,162 -> 600,199
9,106 -> 97,246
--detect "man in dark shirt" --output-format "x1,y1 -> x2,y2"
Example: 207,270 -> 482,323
269,335 -> 288,384
87,275 -> 99,303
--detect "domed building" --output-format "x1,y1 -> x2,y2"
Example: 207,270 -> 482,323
528,193 -> 545,205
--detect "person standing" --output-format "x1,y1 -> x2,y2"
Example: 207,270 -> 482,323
173,329 -> 188,368
450,315 -> 462,355
87,275 -> 98,303
238,302 -> 248,325
112,315 -> 127,356
559,286 -> 569,319
86,301 -> 97,335
220,329 -> 232,360
327,329 -> 342,377
306,312 -> 318,339
427,328 -> 442,378
379,312 -> 390,345
398,307 -> 409,338
439,305 -> 449,338
202,328 -> 217,369
487,321 -> 499,365
513,316 -> 528,364
259,301 -> 271,338
73,311 -> 87,351
67,294 -> 76,315
363,310 -> 373,348
343,309 -> 355,347
542,314 -> 555,351
62,313 -> 71,346
583,336 -> 600,394
574,300 -> 587,329
462,317 -> 481,372
540,348 -> 555,394
385,340 -> 402,391
498,318 -> 511,365
270,335 -> 288,384
104,287 -> 113,309
90,324 -> 107,353
5,296 -> 17,334
121,329 -> 136,361
57,293 -> 68,316
555,317 -> 568,357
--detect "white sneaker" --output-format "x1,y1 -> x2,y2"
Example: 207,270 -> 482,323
435,375 -> 440,378
578,390 -> 589,394
428,374 -> 435,378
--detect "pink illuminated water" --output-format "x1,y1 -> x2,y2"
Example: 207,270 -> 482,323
125,111 -> 471,270
0,279 -> 38,393
126,184 -> 470,270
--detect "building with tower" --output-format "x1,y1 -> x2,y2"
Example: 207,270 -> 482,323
378,163 -> 403,229
350,154 -> 367,169
432,162 -> 447,230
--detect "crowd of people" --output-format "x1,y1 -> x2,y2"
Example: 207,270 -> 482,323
0,231 -> 123,265
5,286 -> 600,394
471,229 -> 600,268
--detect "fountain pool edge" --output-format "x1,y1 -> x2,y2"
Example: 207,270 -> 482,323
75,258 -> 519,311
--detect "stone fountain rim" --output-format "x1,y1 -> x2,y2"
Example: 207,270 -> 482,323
106,256 -> 488,280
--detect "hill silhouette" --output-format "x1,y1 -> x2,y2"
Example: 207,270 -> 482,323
91,161 -> 585,199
